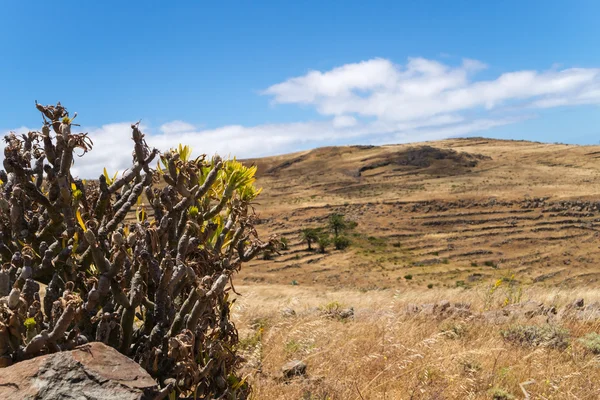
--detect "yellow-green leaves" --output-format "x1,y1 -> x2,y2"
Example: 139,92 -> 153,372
71,182 -> 83,202
238,185 -> 262,202
87,263 -> 99,276
220,159 -> 261,201
187,206 -> 199,219
177,143 -> 192,162
136,206 -> 147,223
103,168 -> 119,185
76,209 -> 87,231
156,159 -> 165,175
24,317 -> 36,330
72,232 -> 79,254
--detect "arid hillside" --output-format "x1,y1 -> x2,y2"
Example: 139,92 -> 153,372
241,138 -> 600,289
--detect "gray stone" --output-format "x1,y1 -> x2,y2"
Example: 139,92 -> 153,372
0,342 -> 158,400
281,307 -> 296,317
282,359 -> 307,379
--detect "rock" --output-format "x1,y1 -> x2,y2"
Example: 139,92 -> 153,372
482,310 -> 510,324
435,300 -> 451,314
573,298 -> 584,308
503,301 -> 545,320
282,359 -> 307,379
420,303 -> 435,315
281,307 -> 296,317
405,303 -> 420,314
338,307 -> 354,320
0,342 -> 159,400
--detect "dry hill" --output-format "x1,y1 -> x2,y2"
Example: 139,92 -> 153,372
241,138 -> 600,289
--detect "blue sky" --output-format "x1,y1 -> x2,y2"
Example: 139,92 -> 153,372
1,1 -> 600,175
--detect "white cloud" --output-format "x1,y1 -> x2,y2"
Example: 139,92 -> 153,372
265,58 -> 600,122
3,57 -> 600,178
332,115 -> 357,128
159,120 -> 196,134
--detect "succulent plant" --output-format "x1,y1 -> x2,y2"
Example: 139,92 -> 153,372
0,102 -> 274,398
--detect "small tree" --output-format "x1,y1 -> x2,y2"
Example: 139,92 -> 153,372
317,233 -> 331,254
301,228 -> 319,251
328,213 -> 347,237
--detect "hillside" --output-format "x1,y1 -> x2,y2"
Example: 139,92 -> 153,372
240,138 -> 600,289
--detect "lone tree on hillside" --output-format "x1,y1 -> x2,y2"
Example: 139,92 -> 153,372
0,102 -> 274,399
301,228 -> 319,251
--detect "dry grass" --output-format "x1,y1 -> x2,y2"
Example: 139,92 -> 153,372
228,138 -> 600,398
232,284 -> 600,399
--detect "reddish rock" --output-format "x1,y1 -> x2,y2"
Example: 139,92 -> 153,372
0,342 -> 159,400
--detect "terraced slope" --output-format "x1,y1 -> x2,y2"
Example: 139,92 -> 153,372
240,138 -> 600,289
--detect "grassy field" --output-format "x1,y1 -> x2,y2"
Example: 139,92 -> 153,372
229,138 -> 600,399
233,284 -> 600,399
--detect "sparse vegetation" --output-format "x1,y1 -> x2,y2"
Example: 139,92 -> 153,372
333,235 -> 350,250
279,236 -> 289,250
501,324 -> 570,349
579,332 -> 600,354
489,387 -> 515,400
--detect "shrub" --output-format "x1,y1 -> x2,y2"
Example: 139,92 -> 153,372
404,274 -> 413,280
501,325 -> 570,349
489,387 -> 515,400
0,103 -> 273,398
263,250 -> 273,260
317,234 -> 331,253
333,235 -> 351,250
427,283 -> 434,289
279,236 -> 289,250
579,332 -> 600,354
440,321 -> 467,339
319,301 -> 343,313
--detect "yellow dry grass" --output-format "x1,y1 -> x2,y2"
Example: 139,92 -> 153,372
232,284 -> 600,399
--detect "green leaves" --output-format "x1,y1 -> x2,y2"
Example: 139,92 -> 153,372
187,206 -> 199,219
220,159 -> 262,201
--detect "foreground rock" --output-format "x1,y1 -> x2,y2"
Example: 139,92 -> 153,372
281,359 -> 307,379
0,342 -> 159,400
